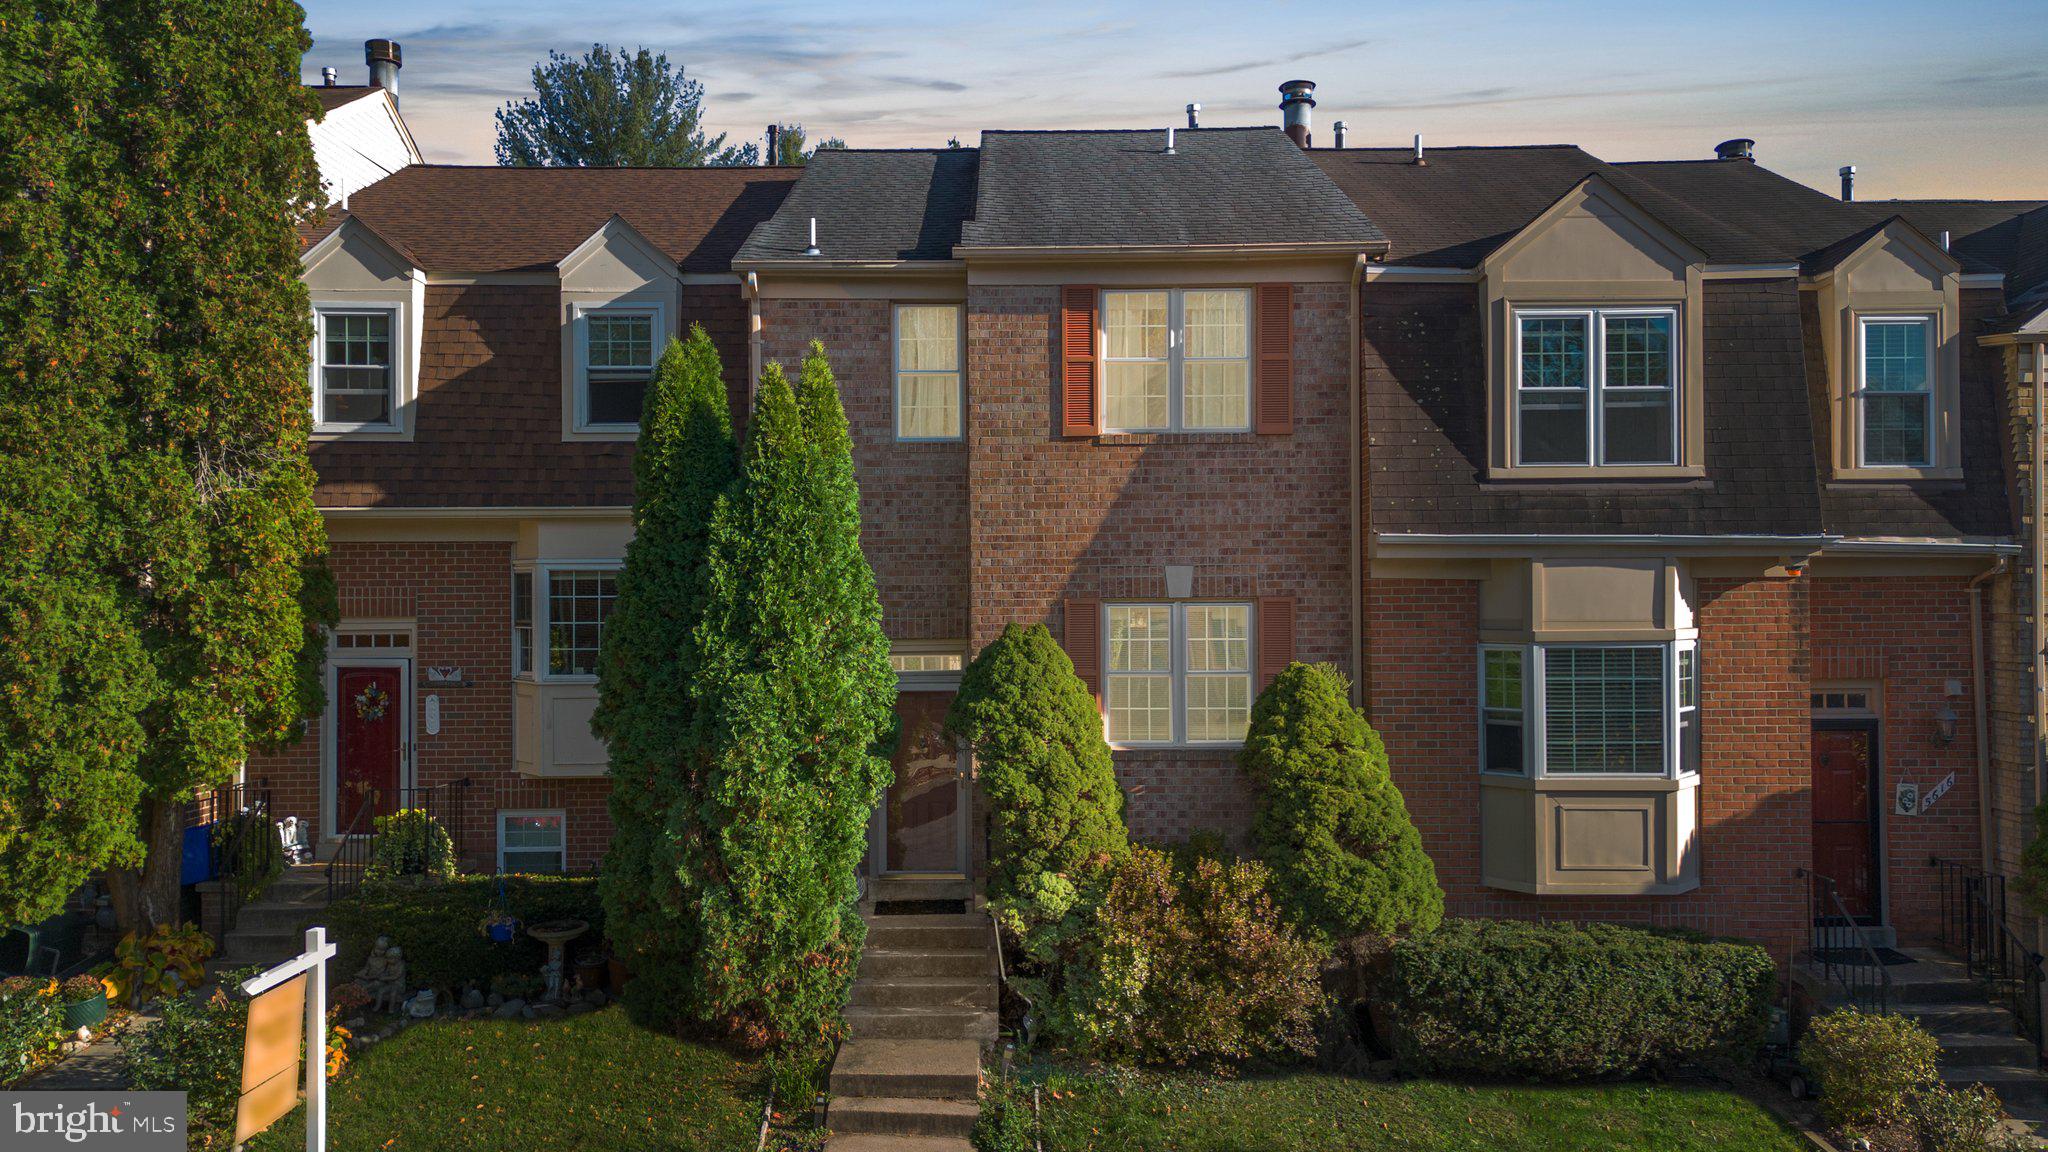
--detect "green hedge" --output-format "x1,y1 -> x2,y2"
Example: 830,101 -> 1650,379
0,977 -> 63,1085
1386,919 -> 1775,1080
324,875 -> 604,993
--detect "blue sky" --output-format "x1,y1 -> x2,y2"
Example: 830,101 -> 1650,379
301,0 -> 2048,199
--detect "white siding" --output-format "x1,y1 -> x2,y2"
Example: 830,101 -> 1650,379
307,92 -> 417,204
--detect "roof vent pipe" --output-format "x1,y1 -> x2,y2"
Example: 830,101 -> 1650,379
1714,137 -> 1755,162
1186,103 -> 1201,129
1164,126 -> 1176,155
1839,164 -> 1857,202
321,66 -> 338,87
1334,121 -> 1347,149
365,39 -> 401,104
1413,133 -> 1425,166
1278,79 -> 1316,148
1941,229 -> 1952,252
766,125 -> 779,165
803,217 -> 820,258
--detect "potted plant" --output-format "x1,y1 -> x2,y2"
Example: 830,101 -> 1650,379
478,910 -> 520,944
572,947 -> 608,993
58,976 -> 107,1031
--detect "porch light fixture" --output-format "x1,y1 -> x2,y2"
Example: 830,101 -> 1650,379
1934,704 -> 1959,745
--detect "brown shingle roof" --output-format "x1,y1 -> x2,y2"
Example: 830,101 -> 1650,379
308,85 -> 380,113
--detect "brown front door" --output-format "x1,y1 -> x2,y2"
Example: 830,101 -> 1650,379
1812,723 -> 1880,922
886,691 -> 963,874
337,665 -> 403,834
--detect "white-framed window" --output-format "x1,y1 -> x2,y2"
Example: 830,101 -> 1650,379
498,810 -> 566,874
1513,307 -> 1679,466
1104,602 -> 1253,746
889,652 -> 964,673
511,564 -> 620,681
1857,315 -> 1935,467
1102,288 -> 1251,433
895,304 -> 963,440
574,304 -> 661,431
314,308 -> 398,431
1478,640 -> 1698,778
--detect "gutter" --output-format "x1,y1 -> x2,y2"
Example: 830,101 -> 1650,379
1375,532 -> 1836,558
1971,557 -> 2007,874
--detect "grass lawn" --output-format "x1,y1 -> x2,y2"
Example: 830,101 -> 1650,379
246,1006 -> 765,1151
1029,1069 -> 1809,1152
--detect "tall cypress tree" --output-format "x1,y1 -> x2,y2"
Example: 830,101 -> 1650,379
594,327 -> 737,1027
691,354 -> 894,1050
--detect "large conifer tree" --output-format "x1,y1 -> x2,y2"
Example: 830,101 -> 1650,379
690,349 -> 894,1050
594,327 -> 737,1027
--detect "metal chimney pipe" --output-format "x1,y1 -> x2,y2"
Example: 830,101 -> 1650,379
321,66 -> 339,87
1413,133 -> 1426,166
1165,126 -> 1176,155
1186,103 -> 1201,129
1941,229 -> 1952,252
766,125 -> 780,165
1333,120 -> 1347,149
804,217 -> 820,257
365,39 -> 401,104
1839,164 -> 1857,202
1278,79 -> 1316,148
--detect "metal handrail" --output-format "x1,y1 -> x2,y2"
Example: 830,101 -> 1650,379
208,781 -> 273,941
1796,867 -> 1891,1014
1931,856 -> 2044,1048
325,786 -> 381,903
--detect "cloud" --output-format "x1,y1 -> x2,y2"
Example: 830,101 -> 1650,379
1156,37 -> 1372,80
877,74 -> 970,93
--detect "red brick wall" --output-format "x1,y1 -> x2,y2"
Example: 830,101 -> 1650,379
758,298 -> 970,642
245,539 -> 614,873
1810,575 -> 1984,944
965,281 -> 1354,845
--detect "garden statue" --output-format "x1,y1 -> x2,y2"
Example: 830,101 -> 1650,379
355,937 -> 409,1013
276,816 -> 310,864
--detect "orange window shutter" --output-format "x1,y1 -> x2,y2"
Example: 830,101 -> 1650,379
1254,283 -> 1293,434
1063,598 -> 1102,701
1061,285 -> 1100,437
1257,596 -> 1296,689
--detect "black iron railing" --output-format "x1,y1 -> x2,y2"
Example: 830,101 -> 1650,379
1932,857 -> 2044,1048
1797,867 -> 1890,1014
206,780 -> 273,941
324,780 -> 473,903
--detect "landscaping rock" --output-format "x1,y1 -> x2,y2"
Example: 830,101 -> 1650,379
461,988 -> 485,1011
487,992 -> 504,1008
493,999 -> 526,1019
529,1003 -> 564,1018
566,1001 -> 594,1016
581,988 -> 606,1006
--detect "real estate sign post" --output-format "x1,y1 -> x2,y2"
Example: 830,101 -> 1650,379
237,926 -> 335,1151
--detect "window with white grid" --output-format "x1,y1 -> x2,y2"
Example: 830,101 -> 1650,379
1858,316 -> 1934,466
1514,307 -> 1678,466
317,309 -> 397,429
895,304 -> 962,440
578,306 -> 660,430
1104,603 -> 1254,746
545,569 -> 617,677
498,810 -> 566,874
1102,289 -> 1250,433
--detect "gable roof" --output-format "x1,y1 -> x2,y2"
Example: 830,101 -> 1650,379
296,165 -> 800,274
959,128 -> 1384,252
735,149 -> 978,265
308,85 -> 381,113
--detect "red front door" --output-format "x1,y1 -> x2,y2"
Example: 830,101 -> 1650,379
1812,725 -> 1878,921
337,666 -> 403,834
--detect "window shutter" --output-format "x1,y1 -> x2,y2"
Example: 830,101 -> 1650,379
1254,283 -> 1293,434
1061,286 -> 1099,437
1063,598 -> 1102,702
1257,596 -> 1295,689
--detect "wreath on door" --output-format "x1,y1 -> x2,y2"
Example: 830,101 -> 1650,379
352,682 -> 390,723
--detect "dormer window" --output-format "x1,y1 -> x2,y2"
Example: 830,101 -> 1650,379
1513,308 -> 1678,467
574,304 -> 661,431
1857,316 -> 1934,467
315,308 -> 398,432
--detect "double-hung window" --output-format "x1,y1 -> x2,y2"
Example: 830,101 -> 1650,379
1480,641 -> 1698,777
1858,316 -> 1934,466
895,304 -> 963,440
1102,289 -> 1250,432
576,306 -> 660,430
316,309 -> 397,430
1514,307 -> 1678,466
498,811 -> 566,874
511,565 -> 619,680
1105,603 -> 1252,745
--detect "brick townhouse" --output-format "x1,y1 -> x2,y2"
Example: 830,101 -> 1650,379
251,64 -> 2048,974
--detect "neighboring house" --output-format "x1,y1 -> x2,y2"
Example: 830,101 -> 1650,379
305,40 -> 421,206
251,78 -> 2048,972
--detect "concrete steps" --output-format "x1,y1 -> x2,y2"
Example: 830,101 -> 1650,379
209,864 -> 333,971
824,1137 -> 971,1152
844,1005 -> 998,1043
849,977 -> 996,1011
831,1039 -> 980,1100
831,1097 -> 977,1139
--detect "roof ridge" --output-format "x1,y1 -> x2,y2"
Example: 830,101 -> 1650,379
402,163 -> 806,173
1309,143 -> 1588,153
979,126 -> 1274,135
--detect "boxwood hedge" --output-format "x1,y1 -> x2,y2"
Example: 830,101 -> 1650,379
322,875 -> 604,994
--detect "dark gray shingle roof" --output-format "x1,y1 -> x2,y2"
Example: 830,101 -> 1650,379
735,149 -> 978,263
958,128 -> 1383,250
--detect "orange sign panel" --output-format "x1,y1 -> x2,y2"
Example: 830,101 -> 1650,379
235,972 -> 306,1145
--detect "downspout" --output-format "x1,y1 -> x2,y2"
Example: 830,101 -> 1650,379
1350,256 -> 1365,708
743,271 -> 762,412
1971,555 -> 2008,873
2034,339 -> 2045,804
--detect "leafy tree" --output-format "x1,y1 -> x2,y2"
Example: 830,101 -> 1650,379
1239,663 -> 1442,941
768,123 -> 847,166
689,350 -> 894,1051
593,327 -> 737,1028
496,45 -> 754,167
946,136 -> 965,149
947,623 -> 1128,908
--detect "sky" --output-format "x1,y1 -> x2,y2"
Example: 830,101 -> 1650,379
300,0 -> 2048,200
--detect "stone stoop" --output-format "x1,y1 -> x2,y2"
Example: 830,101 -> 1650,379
826,884 -> 995,1152
203,864 -> 333,976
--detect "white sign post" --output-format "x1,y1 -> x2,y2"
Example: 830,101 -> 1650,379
240,926 -> 337,1152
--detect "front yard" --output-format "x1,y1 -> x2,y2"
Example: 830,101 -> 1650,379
1020,1068 -> 1809,1152
245,1006 -> 765,1151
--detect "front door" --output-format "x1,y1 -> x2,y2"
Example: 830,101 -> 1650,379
884,690 -> 964,875
337,665 -> 404,834
1812,723 -> 1880,923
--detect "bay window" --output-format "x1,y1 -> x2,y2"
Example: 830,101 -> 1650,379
1479,641 -> 1698,777
1102,288 -> 1251,433
511,565 -> 619,680
1858,316 -> 1934,466
1105,602 -> 1252,745
1514,307 -> 1678,466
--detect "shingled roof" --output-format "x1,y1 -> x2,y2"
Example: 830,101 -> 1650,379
734,149 -> 978,264
307,84 -> 382,113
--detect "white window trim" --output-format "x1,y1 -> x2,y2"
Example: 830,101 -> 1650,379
1511,306 -> 1681,467
1477,640 -> 1698,781
497,809 -> 567,874
571,301 -> 666,434
1100,288 -> 1253,435
512,561 -> 622,684
1102,601 -> 1255,749
1854,314 -> 1938,468
893,303 -> 965,442
312,303 -> 407,435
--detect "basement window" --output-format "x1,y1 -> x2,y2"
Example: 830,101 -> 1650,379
498,810 -> 566,874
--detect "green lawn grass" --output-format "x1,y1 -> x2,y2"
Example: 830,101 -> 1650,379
246,1006 -> 765,1152
1029,1068 -> 1809,1152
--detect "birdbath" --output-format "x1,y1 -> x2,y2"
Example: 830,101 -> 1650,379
526,918 -> 590,1004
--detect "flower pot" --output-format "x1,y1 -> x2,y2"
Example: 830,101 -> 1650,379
62,990 -> 108,1031
485,920 -> 519,944
572,956 -> 607,992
